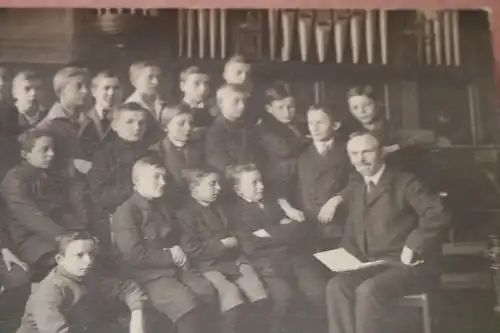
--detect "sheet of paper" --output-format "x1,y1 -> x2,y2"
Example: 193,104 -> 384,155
314,248 -> 386,272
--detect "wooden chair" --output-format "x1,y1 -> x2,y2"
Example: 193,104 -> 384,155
398,293 -> 433,333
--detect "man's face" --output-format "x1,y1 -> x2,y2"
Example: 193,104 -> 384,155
347,134 -> 384,177
92,77 -> 123,109
181,74 -> 210,103
308,109 -> 334,142
134,66 -> 161,95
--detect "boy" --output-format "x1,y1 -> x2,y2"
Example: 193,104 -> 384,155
126,61 -> 164,120
1,129 -> 89,281
111,157 -> 216,333
88,102 -> 151,250
179,66 -> 213,128
17,231 -> 146,333
178,167 -> 268,333
79,70 -> 123,160
37,66 -> 92,176
226,163 -> 328,333
296,105 -> 352,248
205,84 -> 261,174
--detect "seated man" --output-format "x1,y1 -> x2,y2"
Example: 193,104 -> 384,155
111,157 -> 216,333
17,231 -> 146,333
325,132 -> 450,333
1,129 -> 89,281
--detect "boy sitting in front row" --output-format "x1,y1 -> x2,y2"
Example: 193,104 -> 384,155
17,231 -> 146,333
226,164 -> 328,333
111,157 -> 216,333
178,167 -> 268,333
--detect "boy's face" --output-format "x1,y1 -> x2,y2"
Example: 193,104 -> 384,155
135,165 -> 167,199
14,78 -> 42,110
56,239 -> 95,277
23,136 -> 55,169
92,77 -> 123,109
236,170 -> 264,203
192,173 -> 221,204
167,113 -> 193,144
60,76 -> 89,107
113,110 -> 147,142
223,62 -> 251,85
219,90 -> 247,121
134,66 -> 161,95
181,74 -> 209,103
267,97 -> 296,124
348,95 -> 376,125
308,109 -> 335,142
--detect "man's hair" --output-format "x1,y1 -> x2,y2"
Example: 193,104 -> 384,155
265,81 -> 293,105
56,231 -> 97,255
182,166 -> 219,190
12,71 -> 41,99
53,67 -> 89,97
18,128 -> 53,154
180,66 -> 209,83
225,163 -> 259,187
129,61 -> 161,86
347,131 -> 381,147
307,104 -> 342,123
347,85 -> 375,100
132,155 -> 165,185
91,70 -> 120,90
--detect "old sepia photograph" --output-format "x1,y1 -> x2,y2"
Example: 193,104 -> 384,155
0,6 -> 499,333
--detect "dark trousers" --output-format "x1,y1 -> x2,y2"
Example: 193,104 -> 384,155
326,264 -> 428,333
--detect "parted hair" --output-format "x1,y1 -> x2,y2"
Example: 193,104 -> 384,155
18,128 -> 53,154
225,163 -> 259,187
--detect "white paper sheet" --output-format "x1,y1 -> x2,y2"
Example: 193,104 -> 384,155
314,248 -> 386,272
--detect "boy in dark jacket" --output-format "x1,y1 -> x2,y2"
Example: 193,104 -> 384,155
226,164 -> 328,333
17,231 -> 146,333
111,157 -> 216,333
178,66 -> 213,129
178,167 -> 268,333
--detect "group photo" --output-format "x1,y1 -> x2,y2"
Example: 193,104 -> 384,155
0,7 -> 498,333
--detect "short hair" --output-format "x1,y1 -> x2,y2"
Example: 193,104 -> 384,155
347,85 -> 375,100
56,231 -> 97,256
265,81 -> 293,105
307,104 -> 342,123
129,61 -> 160,85
182,166 -> 219,190
53,67 -> 89,97
12,71 -> 41,98
224,55 -> 250,73
132,155 -> 165,185
18,128 -> 53,154
158,104 -> 192,129
225,163 -> 259,187
347,131 -> 381,147
180,66 -> 208,82
216,83 -> 249,102
91,70 -> 120,90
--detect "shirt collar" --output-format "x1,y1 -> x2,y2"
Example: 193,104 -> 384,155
183,98 -> 205,109
363,164 -> 386,186
167,135 -> 187,148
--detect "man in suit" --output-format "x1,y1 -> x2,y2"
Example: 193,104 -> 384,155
325,132 -> 450,333
79,70 -> 123,160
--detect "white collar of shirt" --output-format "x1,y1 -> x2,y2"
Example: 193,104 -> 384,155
363,164 -> 386,186
16,102 -> 41,123
95,105 -> 108,120
168,136 -> 187,148
313,138 -> 334,155
183,98 -> 205,109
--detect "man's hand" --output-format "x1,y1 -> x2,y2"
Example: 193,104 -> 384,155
318,196 -> 343,224
221,237 -> 238,248
400,246 -> 424,266
1,248 -> 29,272
129,309 -> 145,333
253,229 -> 271,238
170,245 -> 187,267
73,159 -> 92,174
278,198 -> 305,222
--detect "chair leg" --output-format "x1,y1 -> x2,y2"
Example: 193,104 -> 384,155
422,296 -> 432,333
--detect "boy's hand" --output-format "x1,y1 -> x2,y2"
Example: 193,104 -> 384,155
253,229 -> 271,238
129,309 -> 145,333
170,246 -> 187,267
318,196 -> 343,224
221,237 -> 238,248
1,248 -> 29,272
284,207 -> 305,222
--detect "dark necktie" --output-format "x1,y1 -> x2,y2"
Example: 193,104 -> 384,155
101,109 -> 111,132
366,180 -> 375,195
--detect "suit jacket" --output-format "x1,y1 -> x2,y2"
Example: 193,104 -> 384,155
205,114 -> 262,173
178,199 -> 242,275
179,100 -> 214,128
111,192 -> 180,283
78,107 -> 116,161
227,196 -> 305,277
0,162 -> 88,264
340,167 -> 450,262
257,114 -> 310,195
297,140 -> 352,221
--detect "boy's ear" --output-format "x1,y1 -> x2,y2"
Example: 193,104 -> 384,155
179,81 -> 186,93
332,121 -> 342,131
265,104 -> 272,113
54,253 -> 63,265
